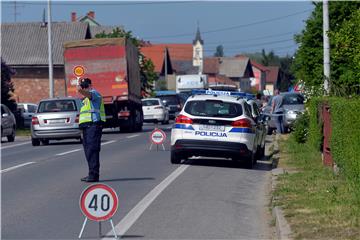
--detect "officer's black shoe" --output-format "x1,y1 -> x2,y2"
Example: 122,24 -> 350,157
81,176 -> 99,182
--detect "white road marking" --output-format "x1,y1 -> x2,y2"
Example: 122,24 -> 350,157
126,134 -> 140,139
0,162 -> 36,173
55,140 -> 117,156
102,165 -> 189,239
101,140 -> 117,146
55,148 -> 82,156
1,141 -> 30,150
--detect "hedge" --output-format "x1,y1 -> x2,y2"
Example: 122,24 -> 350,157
328,98 -> 360,196
306,97 -> 360,197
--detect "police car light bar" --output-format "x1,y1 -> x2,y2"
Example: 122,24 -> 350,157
191,89 -> 247,98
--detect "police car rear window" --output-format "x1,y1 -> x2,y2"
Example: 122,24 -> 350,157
184,100 -> 242,118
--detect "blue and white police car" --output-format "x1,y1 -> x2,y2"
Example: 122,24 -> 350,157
170,90 -> 260,168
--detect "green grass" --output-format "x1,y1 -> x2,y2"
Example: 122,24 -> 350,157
16,128 -> 31,136
273,135 -> 360,239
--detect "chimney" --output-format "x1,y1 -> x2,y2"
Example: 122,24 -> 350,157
71,12 -> 77,22
87,11 -> 95,19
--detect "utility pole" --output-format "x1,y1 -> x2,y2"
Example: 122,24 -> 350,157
47,0 -> 54,98
323,0 -> 330,95
164,47 -> 168,89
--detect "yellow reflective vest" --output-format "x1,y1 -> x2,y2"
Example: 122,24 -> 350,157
79,95 -> 106,125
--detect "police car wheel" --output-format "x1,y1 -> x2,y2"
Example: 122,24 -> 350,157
244,154 -> 254,169
170,151 -> 181,164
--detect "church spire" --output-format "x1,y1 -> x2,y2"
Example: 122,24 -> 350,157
193,25 -> 204,45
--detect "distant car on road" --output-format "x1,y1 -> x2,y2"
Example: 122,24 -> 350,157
156,93 -> 184,120
262,92 -> 305,134
1,104 -> 16,142
31,97 -> 82,146
142,98 -> 169,124
17,103 -> 38,128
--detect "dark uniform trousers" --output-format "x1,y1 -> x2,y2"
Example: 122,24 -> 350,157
82,124 -> 102,179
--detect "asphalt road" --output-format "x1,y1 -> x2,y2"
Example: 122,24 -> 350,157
1,123 -> 274,239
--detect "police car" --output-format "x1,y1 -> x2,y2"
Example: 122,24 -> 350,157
170,90 -> 261,168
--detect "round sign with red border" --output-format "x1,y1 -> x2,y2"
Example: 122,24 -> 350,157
73,65 -> 85,77
150,128 -> 166,145
79,184 -> 118,222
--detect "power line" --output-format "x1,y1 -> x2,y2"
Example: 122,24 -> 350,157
2,1 -> 196,6
143,9 -> 312,39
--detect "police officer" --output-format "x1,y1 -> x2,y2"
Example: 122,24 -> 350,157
77,78 -> 106,182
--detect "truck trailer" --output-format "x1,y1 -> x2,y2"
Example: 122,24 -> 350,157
64,38 -> 143,132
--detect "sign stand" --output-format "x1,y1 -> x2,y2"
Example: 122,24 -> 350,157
78,218 -> 117,239
149,128 -> 166,151
78,184 -> 119,239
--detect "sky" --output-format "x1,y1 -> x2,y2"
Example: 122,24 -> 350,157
1,0 -> 314,57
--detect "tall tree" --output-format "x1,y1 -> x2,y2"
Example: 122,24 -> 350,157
96,28 -> 156,97
292,1 -> 360,95
1,59 -> 17,111
214,45 -> 224,57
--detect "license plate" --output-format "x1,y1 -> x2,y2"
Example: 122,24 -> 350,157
144,115 -> 153,119
48,119 -> 66,124
199,125 -> 225,132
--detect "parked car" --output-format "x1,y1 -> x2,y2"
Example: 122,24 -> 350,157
17,103 -> 38,128
31,97 -> 82,146
142,98 -> 169,124
1,104 -> 16,142
156,94 -> 184,120
262,92 -> 305,134
247,99 -> 268,159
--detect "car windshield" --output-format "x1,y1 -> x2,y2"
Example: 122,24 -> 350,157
184,100 -> 243,118
158,95 -> 179,105
283,94 -> 304,105
38,100 -> 77,113
142,100 -> 160,106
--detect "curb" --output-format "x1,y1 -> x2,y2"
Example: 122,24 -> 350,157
270,135 -> 293,240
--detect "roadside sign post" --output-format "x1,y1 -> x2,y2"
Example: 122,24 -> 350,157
79,184 -> 119,239
149,128 -> 166,151
73,65 -> 85,87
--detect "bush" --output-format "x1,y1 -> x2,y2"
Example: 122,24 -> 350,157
307,97 -> 324,151
292,111 -> 309,143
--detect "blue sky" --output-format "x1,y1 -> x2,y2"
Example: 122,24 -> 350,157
2,1 -> 314,56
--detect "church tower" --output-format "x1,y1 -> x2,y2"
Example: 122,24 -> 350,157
193,26 -> 204,74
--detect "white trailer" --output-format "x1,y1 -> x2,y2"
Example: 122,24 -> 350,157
176,74 -> 208,93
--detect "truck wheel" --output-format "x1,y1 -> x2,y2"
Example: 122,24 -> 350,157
171,151 -> 181,164
32,138 -> 40,146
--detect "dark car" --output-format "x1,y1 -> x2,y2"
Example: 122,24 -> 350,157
1,104 -> 16,142
156,94 -> 184,120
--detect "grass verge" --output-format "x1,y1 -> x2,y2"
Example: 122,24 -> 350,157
16,128 -> 31,136
273,134 -> 360,239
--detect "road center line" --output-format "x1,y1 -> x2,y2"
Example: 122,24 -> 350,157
55,140 -> 117,156
55,148 -> 82,156
103,165 -> 189,239
1,141 -> 30,150
126,134 -> 140,139
0,162 -> 36,173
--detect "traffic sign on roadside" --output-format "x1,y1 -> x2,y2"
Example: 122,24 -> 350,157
73,65 -> 85,77
78,184 -> 118,239
149,128 -> 166,151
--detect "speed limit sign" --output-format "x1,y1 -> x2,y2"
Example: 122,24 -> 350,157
80,184 -> 118,222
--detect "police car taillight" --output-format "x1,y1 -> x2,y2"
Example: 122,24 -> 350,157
175,114 -> 193,124
231,119 -> 252,128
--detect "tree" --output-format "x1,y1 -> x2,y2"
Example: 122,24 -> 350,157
214,45 -> 224,57
292,1 -> 360,95
261,49 -> 280,66
1,59 -> 17,111
330,9 -> 360,95
95,28 -> 156,96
